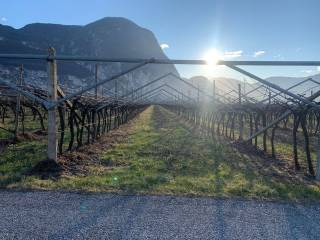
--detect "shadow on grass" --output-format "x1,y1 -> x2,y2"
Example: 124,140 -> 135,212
144,106 -> 320,200
2,105 -> 320,201
0,140 -> 47,188
114,105 -> 256,197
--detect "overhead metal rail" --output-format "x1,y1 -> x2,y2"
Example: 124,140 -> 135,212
139,89 -> 179,104
1,53 -> 320,112
1,54 -> 320,66
3,51 -> 320,165
258,78 -> 314,104
133,84 -> 196,104
227,65 -> 320,111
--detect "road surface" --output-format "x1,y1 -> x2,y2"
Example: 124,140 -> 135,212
0,191 -> 320,239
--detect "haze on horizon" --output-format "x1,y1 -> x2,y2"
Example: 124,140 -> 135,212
1,0 -> 320,80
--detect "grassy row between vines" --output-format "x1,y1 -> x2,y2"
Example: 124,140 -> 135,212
1,105 -> 319,201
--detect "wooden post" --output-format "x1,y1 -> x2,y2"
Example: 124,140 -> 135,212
238,83 -> 242,104
126,80 -> 129,99
212,80 -> 216,104
268,89 -> 271,105
95,64 -> 98,99
93,65 -> 98,141
197,82 -> 200,104
140,89 -> 142,101
238,83 -> 244,140
316,135 -> 320,180
115,78 -> 118,101
14,64 -> 23,140
47,47 -> 58,162
131,88 -> 134,101
92,111 -> 97,142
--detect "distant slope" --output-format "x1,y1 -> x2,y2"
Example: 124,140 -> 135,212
264,74 -> 320,94
183,75 -> 257,100
0,17 -> 178,91
183,73 -> 320,101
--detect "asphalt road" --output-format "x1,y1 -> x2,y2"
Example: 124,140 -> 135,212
0,191 -> 320,240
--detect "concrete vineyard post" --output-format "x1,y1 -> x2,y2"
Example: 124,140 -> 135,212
47,47 -> 58,162
317,135 -> 320,180
14,64 -> 23,140
95,64 -> 98,99
212,80 -> 216,105
238,83 -> 244,140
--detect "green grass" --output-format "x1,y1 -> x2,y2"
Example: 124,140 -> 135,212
0,112 -> 48,187
0,139 -> 46,187
5,105 -> 320,201
209,116 -> 318,171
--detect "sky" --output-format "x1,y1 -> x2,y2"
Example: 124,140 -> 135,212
1,0 -> 320,80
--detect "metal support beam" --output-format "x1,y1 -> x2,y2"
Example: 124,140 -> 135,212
141,89 -> 177,104
57,86 -> 73,108
147,92 -> 178,105
168,73 -> 230,103
133,84 -> 193,105
258,78 -> 313,104
49,61 -> 149,109
139,84 -> 194,104
0,78 -> 50,108
242,85 -> 265,97
120,73 -> 172,99
227,65 -> 320,111
164,84 -> 196,102
133,84 -> 170,102
246,89 -> 320,141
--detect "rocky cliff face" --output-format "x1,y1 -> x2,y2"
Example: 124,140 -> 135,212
0,17 -> 178,95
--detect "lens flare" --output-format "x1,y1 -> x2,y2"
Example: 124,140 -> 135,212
203,48 -> 223,77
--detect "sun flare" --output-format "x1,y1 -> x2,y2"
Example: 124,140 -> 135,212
203,48 -> 223,77
204,48 -> 222,66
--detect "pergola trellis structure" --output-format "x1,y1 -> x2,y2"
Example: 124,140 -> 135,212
1,49 -> 320,178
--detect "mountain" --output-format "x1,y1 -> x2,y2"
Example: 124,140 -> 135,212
0,17 -> 178,93
184,75 -> 256,101
185,73 -> 320,102
264,73 -> 320,95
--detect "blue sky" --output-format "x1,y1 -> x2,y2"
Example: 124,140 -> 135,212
1,0 -> 320,79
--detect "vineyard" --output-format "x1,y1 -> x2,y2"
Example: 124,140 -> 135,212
1,49 -> 320,199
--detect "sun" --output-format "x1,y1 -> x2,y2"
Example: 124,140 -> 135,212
203,48 -> 223,77
203,48 -> 222,66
